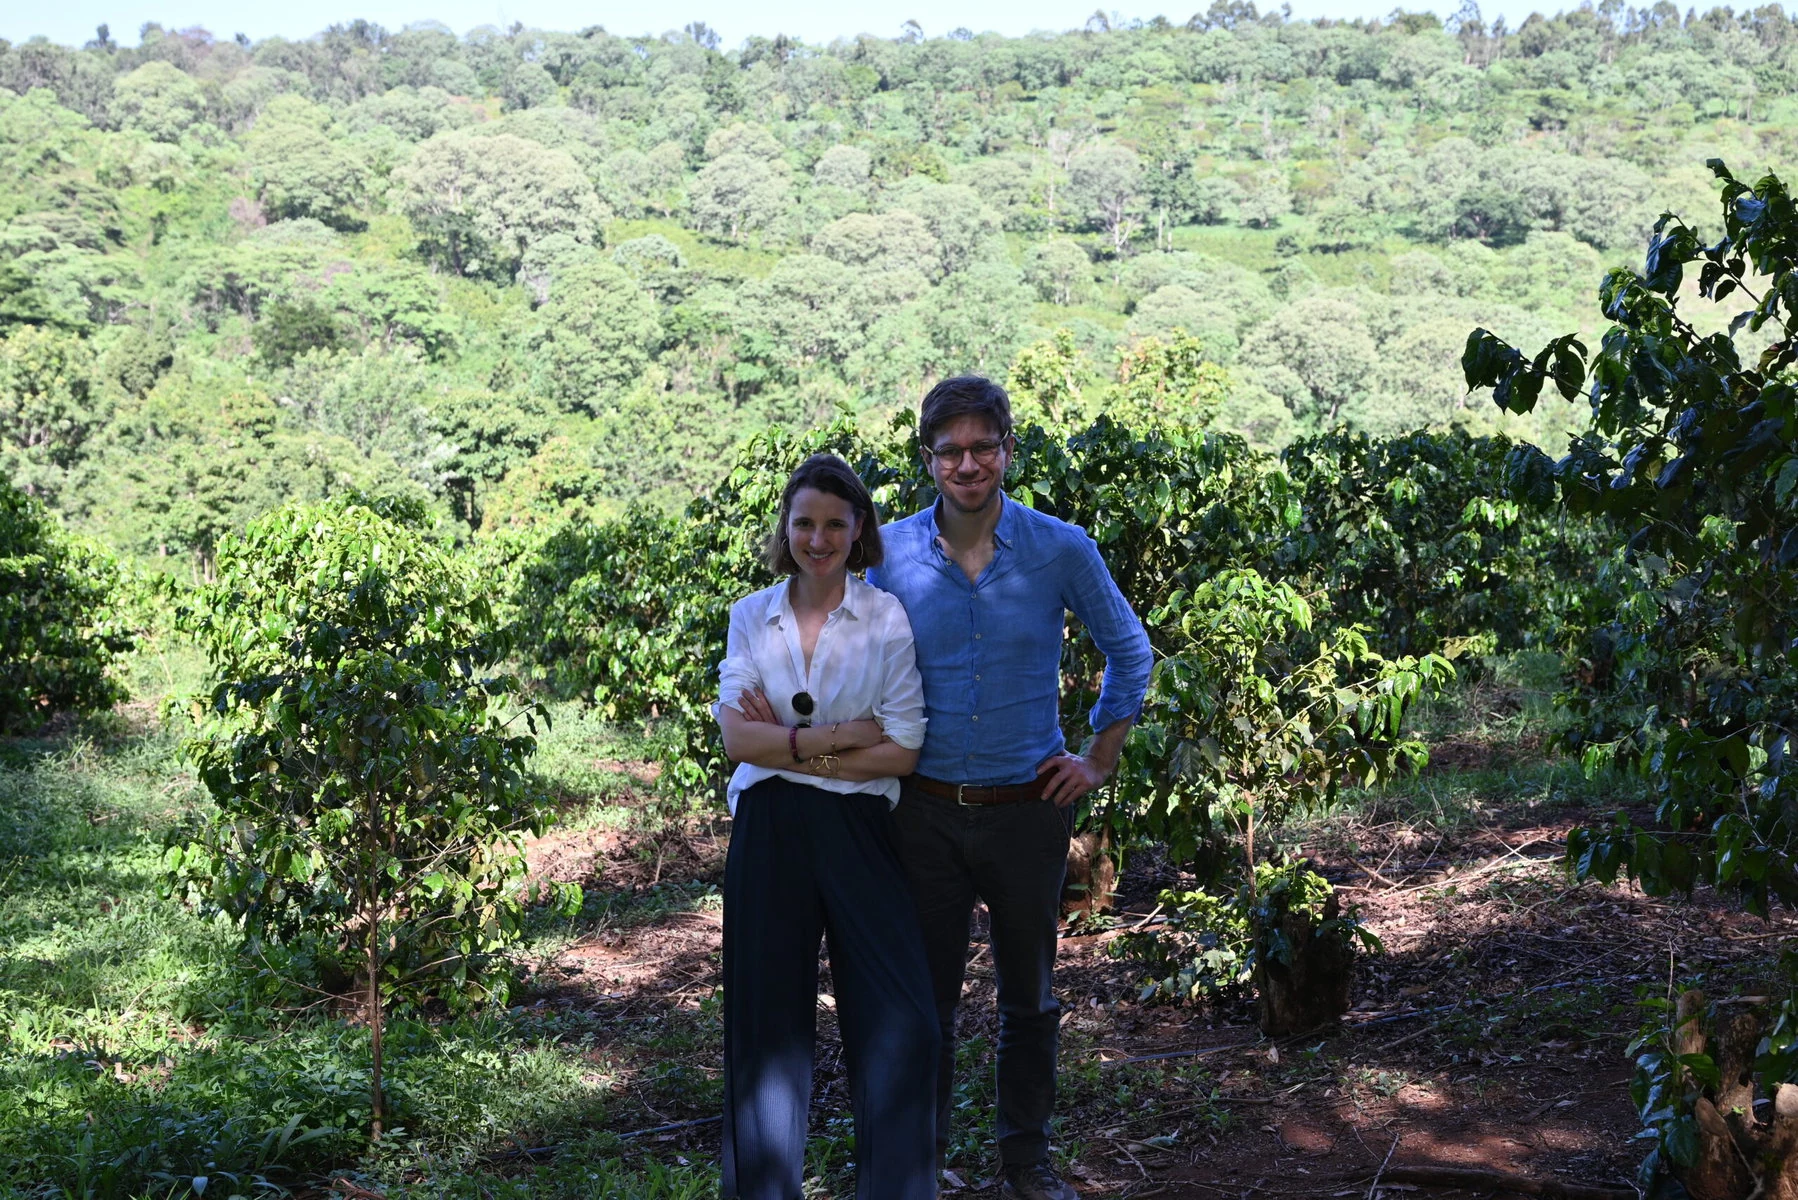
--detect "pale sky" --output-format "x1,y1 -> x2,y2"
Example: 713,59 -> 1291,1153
7,0 -> 1589,52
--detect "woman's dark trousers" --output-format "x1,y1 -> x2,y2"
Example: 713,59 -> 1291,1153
721,777 -> 940,1200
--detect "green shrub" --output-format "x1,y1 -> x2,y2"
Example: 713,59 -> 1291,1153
1116,569 -> 1452,879
1281,428 -> 1586,657
1117,860 -> 1377,1008
0,477 -> 131,732
1466,161 -> 1798,1188
171,494 -> 577,1137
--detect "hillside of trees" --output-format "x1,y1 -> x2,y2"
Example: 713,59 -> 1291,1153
2,5 -> 1795,572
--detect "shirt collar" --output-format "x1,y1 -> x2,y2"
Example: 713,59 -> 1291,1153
764,576 -> 863,624
924,494 -> 1017,558
994,495 -> 1019,549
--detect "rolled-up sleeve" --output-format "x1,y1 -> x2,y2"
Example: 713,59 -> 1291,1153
714,599 -> 762,719
1062,534 -> 1152,731
871,604 -> 928,750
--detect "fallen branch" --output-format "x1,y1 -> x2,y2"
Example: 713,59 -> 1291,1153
474,1144 -> 559,1164
1346,979 -> 1582,1031
1095,1041 -> 1247,1067
1377,1164 -> 1634,1199
1381,838 -> 1559,896
1370,1005 -> 1465,1054
479,1114 -> 727,1157
328,1179 -> 387,1200
620,1114 -> 722,1139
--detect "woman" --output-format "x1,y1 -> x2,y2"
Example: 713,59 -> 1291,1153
714,453 -> 939,1200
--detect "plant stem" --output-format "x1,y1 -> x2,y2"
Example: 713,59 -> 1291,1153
1245,800 -> 1257,898
369,915 -> 383,1140
367,786 -> 385,1142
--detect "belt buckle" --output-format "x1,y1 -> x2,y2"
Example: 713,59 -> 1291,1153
956,782 -> 973,807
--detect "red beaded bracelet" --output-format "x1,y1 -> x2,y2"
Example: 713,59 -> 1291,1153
789,725 -> 803,763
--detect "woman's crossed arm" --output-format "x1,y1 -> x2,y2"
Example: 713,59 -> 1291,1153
719,690 -> 917,782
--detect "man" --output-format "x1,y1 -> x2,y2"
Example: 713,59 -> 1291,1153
868,375 -> 1152,1200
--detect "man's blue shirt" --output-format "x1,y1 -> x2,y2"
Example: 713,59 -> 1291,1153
868,496 -> 1152,786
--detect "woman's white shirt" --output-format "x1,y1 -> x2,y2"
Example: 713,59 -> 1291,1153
715,574 -> 927,815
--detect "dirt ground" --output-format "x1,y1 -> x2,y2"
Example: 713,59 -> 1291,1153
518,783 -> 1796,1199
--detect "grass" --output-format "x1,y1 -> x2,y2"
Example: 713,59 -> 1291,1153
1258,654 -> 1648,871
527,701 -> 660,817
0,676 -> 713,1200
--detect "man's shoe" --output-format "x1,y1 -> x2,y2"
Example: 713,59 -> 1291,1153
999,1160 -> 1078,1200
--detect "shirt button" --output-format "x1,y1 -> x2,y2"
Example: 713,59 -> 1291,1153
975,674 -> 981,681
975,633 -> 982,639
972,715 -> 979,722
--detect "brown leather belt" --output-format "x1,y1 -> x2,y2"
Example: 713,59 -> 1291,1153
908,773 -> 1049,806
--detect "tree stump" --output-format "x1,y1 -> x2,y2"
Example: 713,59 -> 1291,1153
1250,889 -> 1355,1036
1062,828 -> 1117,917
1667,989 -> 1798,1200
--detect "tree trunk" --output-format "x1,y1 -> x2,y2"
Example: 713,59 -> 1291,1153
1062,828 -> 1117,917
1688,1097 -> 1756,1200
1769,1085 -> 1798,1200
367,917 -> 384,1141
1250,891 -> 1355,1037
1665,991 -> 1798,1199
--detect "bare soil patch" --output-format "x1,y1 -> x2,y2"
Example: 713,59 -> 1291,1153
523,799 -> 727,895
514,787 -> 1795,1198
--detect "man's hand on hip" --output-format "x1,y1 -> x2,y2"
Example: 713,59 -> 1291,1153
1036,753 -> 1107,808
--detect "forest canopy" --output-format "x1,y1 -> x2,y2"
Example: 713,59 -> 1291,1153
1,4 -> 1794,569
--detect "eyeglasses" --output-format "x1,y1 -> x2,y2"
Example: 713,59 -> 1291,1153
792,691 -> 814,727
925,438 -> 1009,467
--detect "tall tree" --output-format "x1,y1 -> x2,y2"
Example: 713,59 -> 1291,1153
391,130 -> 607,278
1067,142 -> 1146,269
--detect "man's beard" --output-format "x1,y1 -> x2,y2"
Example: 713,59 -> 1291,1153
942,478 -> 999,514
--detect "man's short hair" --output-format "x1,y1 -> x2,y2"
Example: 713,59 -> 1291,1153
918,375 -> 1013,449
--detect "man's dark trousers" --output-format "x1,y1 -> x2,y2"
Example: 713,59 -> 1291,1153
891,780 -> 1072,1167
721,777 -> 940,1200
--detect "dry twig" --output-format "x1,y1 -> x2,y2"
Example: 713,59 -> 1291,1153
1364,1133 -> 1398,1199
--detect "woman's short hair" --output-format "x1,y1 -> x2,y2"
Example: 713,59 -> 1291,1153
918,374 -> 1014,449
764,453 -> 885,574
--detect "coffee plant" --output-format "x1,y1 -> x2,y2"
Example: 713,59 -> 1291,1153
0,478 -> 133,734
1467,161 -> 1798,913
509,407 -> 1537,859
0,476 -> 132,732
498,386 -> 1551,1029
1118,860 -> 1376,1011
1280,428 -> 1596,658
171,494 -> 575,1137
1111,567 -> 1451,885
1465,161 -> 1798,1190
